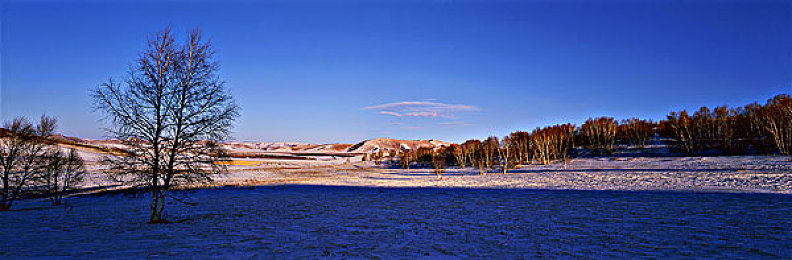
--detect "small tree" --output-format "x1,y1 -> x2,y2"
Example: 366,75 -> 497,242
711,106 -> 747,154
580,117 -> 617,155
661,110 -> 698,155
431,148 -> 446,179
0,116 -> 56,211
557,124 -> 576,168
371,150 -> 384,165
509,131 -> 531,165
461,139 -> 480,170
498,136 -> 512,174
481,136 -> 499,174
617,118 -> 656,148
415,147 -> 434,167
399,150 -> 413,169
387,150 -> 398,166
750,94 -> 792,155
529,124 -> 575,166
692,106 -> 717,151
93,28 -> 238,223
41,148 -> 86,206
448,144 -> 466,168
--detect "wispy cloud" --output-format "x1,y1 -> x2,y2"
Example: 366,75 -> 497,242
364,101 -> 479,119
438,121 -> 469,127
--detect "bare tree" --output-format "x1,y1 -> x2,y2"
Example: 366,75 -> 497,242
461,139 -> 480,170
448,144 -> 465,168
529,124 -> 575,166
750,94 -> 792,155
415,147 -> 434,167
41,148 -> 86,206
692,106 -> 717,151
617,118 -> 656,148
498,136 -> 512,174
387,150 -> 397,166
431,148 -> 446,179
0,116 -> 56,211
741,103 -> 770,153
371,150 -> 384,165
163,29 -> 237,189
509,131 -> 531,165
399,150 -> 413,169
662,107 -> 723,155
529,127 -> 550,165
93,28 -> 238,223
580,117 -> 617,155
481,136 -> 499,174
712,106 -> 742,154
557,124 -> 576,168
661,110 -> 698,155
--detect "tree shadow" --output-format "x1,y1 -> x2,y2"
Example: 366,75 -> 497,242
508,168 -> 741,174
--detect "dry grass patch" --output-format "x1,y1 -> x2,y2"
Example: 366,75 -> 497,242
214,160 -> 262,166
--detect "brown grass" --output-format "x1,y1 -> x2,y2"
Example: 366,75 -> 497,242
214,160 -> 262,166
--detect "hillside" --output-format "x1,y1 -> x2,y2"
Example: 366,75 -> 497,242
0,128 -> 447,158
346,138 -> 451,154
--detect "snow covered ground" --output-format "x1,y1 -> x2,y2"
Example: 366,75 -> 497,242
3,155 -> 791,257
1,186 -> 790,258
202,156 -> 792,194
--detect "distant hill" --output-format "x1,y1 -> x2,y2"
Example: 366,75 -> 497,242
222,142 -> 353,153
0,128 -> 447,157
346,138 -> 451,154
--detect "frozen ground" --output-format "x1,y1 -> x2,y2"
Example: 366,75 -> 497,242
1,186 -> 790,258
3,155 -> 791,257
73,144 -> 792,194
204,156 -> 792,194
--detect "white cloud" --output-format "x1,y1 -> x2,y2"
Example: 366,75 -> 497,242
364,101 -> 479,119
378,111 -> 404,117
438,121 -> 469,127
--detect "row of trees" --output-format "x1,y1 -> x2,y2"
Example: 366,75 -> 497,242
1,116 -> 86,211
661,95 -> 792,155
754,95 -> 792,154
384,94 -> 792,174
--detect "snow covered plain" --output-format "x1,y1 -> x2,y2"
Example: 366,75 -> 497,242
208,156 -> 792,194
2,155 -> 791,257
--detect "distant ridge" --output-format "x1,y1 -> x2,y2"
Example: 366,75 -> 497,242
0,128 -> 449,157
346,138 -> 451,154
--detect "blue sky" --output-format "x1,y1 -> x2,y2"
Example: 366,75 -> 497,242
2,0 -> 790,143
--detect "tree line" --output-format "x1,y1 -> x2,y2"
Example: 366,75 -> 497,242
379,94 -> 792,178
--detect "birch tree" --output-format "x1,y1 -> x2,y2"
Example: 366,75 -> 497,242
41,148 -> 86,206
93,28 -> 239,223
0,116 -> 56,211
498,136 -> 512,174
750,94 -> 792,155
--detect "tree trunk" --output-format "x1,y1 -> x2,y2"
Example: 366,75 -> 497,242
150,188 -> 161,223
149,189 -> 168,223
1,180 -> 8,211
0,200 -> 12,211
157,190 -> 166,220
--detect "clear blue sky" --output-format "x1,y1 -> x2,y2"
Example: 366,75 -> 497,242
2,0 -> 790,143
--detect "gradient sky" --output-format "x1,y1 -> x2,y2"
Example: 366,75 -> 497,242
2,0 -> 790,143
